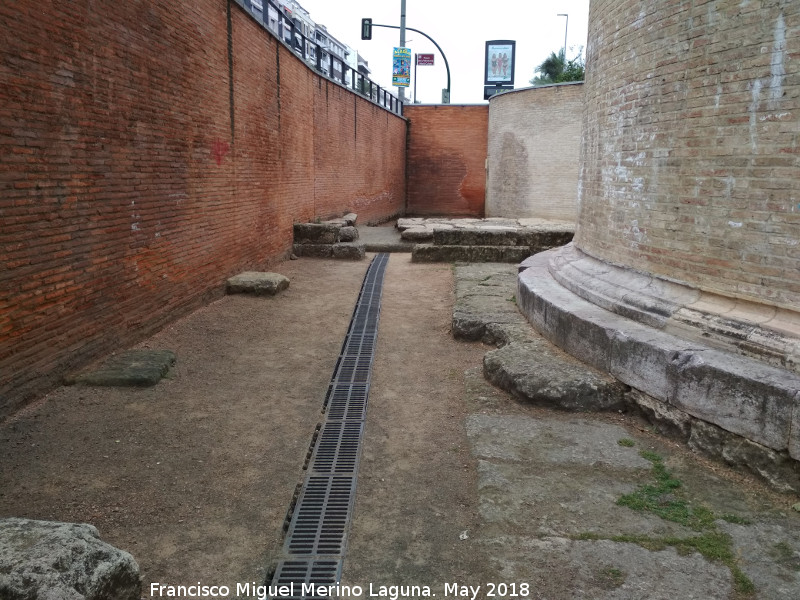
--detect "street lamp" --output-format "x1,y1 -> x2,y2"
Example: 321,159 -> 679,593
399,0 -> 407,102
557,13 -> 568,60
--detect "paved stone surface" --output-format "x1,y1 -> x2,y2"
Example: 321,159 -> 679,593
403,218 -> 573,263
355,226 -> 413,252
0,518 -> 141,600
458,331 -> 800,600
72,349 -> 175,387
453,263 -> 626,411
446,262 -> 800,598
226,271 -> 289,296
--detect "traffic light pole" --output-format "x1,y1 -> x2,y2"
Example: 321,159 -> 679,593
361,21 -> 451,104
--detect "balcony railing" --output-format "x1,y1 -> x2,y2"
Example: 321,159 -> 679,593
236,0 -> 404,116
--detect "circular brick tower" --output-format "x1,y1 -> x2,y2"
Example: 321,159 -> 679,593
518,0 -> 800,489
576,0 -> 799,312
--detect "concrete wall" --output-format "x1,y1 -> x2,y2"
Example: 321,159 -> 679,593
577,0 -> 800,310
0,0 -> 406,416
405,105 -> 488,217
486,83 -> 584,221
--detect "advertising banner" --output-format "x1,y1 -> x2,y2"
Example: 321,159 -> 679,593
485,40 -> 516,85
392,47 -> 411,87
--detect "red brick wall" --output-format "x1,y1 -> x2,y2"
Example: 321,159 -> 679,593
577,0 -> 800,309
405,105 -> 488,217
0,0 -> 406,416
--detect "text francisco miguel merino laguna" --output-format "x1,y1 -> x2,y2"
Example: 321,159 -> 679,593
150,581 -> 529,599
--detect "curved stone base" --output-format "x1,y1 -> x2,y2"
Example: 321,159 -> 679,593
547,244 -> 800,375
518,246 -> 800,489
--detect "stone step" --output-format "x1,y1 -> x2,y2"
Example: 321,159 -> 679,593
433,227 -> 573,248
413,244 -> 532,263
453,263 -> 626,411
293,222 -> 359,244
292,242 -> 365,260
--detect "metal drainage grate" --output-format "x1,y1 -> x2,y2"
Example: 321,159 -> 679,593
323,383 -> 367,421
271,559 -> 341,599
309,421 -> 364,474
270,254 -> 389,599
284,476 -> 356,555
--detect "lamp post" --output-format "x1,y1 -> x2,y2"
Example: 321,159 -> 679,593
399,0 -> 407,102
557,13 -> 568,60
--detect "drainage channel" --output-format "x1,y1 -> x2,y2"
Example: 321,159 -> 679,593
269,253 -> 390,599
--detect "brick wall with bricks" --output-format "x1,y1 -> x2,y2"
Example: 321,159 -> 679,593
0,0 -> 406,416
405,105 -> 488,217
577,0 -> 800,310
486,83 -> 583,221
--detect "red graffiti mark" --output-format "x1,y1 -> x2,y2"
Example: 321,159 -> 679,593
212,139 -> 230,165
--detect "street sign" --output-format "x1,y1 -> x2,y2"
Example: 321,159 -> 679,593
417,54 -> 434,66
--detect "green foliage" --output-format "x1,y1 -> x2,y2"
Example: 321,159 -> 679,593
530,47 -> 585,86
605,450 -> 756,596
617,438 -> 635,447
617,450 -> 720,530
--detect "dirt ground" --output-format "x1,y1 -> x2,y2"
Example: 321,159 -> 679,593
3,253 -> 800,600
0,254 -> 489,592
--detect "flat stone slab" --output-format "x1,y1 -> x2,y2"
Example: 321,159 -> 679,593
484,341 -> 629,411
0,518 -> 141,600
453,264 -> 628,410
400,226 -> 434,242
461,378 -> 800,599
226,271 -> 289,296
73,349 -> 175,387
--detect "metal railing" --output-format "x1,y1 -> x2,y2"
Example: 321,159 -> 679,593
236,0 -> 404,116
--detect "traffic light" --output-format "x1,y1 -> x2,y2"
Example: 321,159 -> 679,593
361,18 -> 372,40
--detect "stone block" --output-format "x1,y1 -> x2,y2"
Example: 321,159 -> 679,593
667,349 -> 795,452
689,421 -> 800,494
396,218 -> 425,231
483,342 -> 628,412
338,226 -> 359,242
629,389 -> 692,440
293,223 -> 340,244
433,228 -> 520,246
342,213 -> 358,226
332,243 -> 365,260
0,518 -> 141,600
292,243 -> 332,258
412,245 -> 531,263
226,271 -> 289,296
72,349 -> 175,387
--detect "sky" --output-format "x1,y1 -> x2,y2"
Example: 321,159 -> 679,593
294,0 -> 590,105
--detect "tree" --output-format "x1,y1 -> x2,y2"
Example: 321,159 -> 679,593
530,47 -> 585,86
